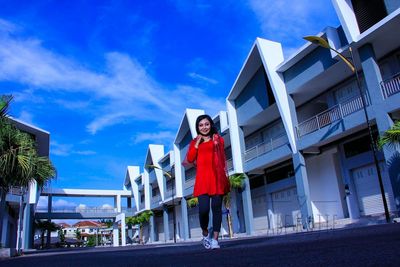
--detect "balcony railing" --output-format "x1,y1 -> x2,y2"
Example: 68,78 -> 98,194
165,189 -> 175,199
381,73 -> 400,98
296,94 -> 369,138
36,206 -> 118,213
226,158 -> 233,172
244,134 -> 289,162
152,194 -> 161,205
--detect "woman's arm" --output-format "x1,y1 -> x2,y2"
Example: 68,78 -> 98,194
186,139 -> 198,163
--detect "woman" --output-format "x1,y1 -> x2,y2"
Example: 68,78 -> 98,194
186,114 -> 230,249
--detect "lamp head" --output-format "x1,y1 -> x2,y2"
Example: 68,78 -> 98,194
146,164 -> 172,178
303,36 -> 331,49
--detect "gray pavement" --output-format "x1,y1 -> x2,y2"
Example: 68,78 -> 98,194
1,223 -> 400,266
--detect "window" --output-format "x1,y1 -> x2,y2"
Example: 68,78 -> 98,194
265,163 -> 294,184
351,0 -> 387,33
152,187 -> 159,197
343,135 -> 371,158
249,175 -> 265,189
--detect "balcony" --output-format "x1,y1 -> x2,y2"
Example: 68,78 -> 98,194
381,73 -> 400,98
165,189 -> 175,199
152,194 -> 162,205
226,158 -> 233,172
296,94 -> 369,138
244,134 -> 289,162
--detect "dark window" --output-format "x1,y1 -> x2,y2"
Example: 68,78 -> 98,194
343,135 -> 371,158
351,0 -> 387,33
266,164 -> 294,184
249,175 -> 265,189
152,187 -> 159,197
166,178 -> 175,191
264,70 -> 276,106
140,193 -> 145,203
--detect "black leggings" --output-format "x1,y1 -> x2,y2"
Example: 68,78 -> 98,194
198,194 -> 223,233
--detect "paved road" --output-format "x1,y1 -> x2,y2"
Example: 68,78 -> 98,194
1,223 -> 400,267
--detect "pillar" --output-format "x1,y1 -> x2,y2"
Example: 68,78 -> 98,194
292,152 -> 313,229
180,199 -> 189,240
163,206 -> 169,242
242,174 -> 255,235
359,43 -> 400,212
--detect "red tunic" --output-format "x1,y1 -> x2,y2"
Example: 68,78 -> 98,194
186,135 -> 230,197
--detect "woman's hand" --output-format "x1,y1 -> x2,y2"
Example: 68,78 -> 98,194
194,135 -> 203,149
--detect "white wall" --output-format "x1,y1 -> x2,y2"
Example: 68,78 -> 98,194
306,148 -> 345,222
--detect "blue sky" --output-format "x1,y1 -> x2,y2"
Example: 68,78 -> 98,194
0,0 -> 339,211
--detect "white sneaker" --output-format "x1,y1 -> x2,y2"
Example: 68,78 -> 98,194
210,238 -> 220,249
202,236 -> 211,249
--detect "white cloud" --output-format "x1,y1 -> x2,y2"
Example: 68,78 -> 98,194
51,140 -> 97,157
17,110 -> 34,125
0,19 -> 226,134
36,197 -> 77,210
132,131 -> 176,144
188,72 -> 218,85
101,204 -> 113,209
75,150 -> 97,155
75,204 -> 87,211
51,141 -> 73,156
248,0 -> 338,53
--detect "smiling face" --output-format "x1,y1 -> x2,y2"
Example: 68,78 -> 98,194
198,118 -> 211,136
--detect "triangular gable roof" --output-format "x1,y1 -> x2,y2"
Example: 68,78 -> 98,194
125,166 -> 140,211
144,144 -> 165,200
174,108 -> 204,144
227,37 -> 297,153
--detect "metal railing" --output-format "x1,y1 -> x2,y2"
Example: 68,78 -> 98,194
296,94 -> 369,138
381,73 -> 400,98
165,189 -> 174,199
226,158 -> 233,172
152,194 -> 161,205
36,206 -> 119,213
244,134 -> 289,162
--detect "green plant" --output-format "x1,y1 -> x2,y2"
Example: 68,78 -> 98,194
223,173 -> 245,238
126,210 -> 153,244
378,121 -> 400,149
86,235 -> 96,247
34,220 -> 59,249
187,197 -> 198,208
58,229 -> 65,243
0,95 -> 56,246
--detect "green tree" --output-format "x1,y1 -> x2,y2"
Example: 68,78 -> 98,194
58,229 -> 66,243
34,220 -> 59,249
0,95 -> 56,246
379,121 -> 400,149
223,173 -> 245,238
126,210 -> 153,244
86,235 -> 96,247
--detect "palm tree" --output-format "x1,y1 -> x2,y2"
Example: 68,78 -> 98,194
223,173 -> 245,238
0,94 -> 56,246
34,220 -> 59,249
126,210 -> 153,244
378,121 -> 400,149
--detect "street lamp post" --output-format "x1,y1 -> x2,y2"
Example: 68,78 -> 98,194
147,165 -> 177,243
303,36 -> 391,223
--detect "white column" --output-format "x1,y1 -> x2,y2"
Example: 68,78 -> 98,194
120,213 -> 126,246
113,220 -> 119,247
116,195 -> 122,213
